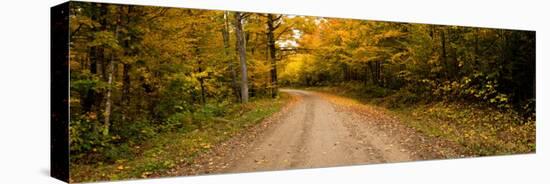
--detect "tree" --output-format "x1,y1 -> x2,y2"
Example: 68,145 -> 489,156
234,12 -> 249,103
222,11 -> 241,102
266,14 -> 283,98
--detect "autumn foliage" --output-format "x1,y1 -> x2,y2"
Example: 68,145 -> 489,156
67,1 -> 535,182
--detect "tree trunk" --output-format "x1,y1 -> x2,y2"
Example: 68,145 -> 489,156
83,4 -> 108,113
448,28 -> 459,78
186,10 -> 207,105
234,12 -> 249,103
440,27 -> 448,78
84,39 -> 98,112
379,61 -> 384,87
369,62 -> 377,85
195,44 -> 206,105
98,5 -> 108,82
343,64 -> 349,81
373,61 -> 382,86
222,11 -> 241,102
266,14 -> 278,98
473,28 -> 479,70
103,56 -> 114,136
103,24 -> 118,136
103,7 -> 124,136
199,65 -> 206,105
122,64 -> 131,105
121,6 -> 133,122
363,64 -> 369,87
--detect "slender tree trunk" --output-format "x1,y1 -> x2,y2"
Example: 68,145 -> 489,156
374,61 -> 382,86
266,14 -> 278,98
440,27 -> 448,78
369,62 -> 377,85
198,64 -> 206,105
473,28 -> 479,70
121,6 -> 133,122
222,11 -> 241,102
122,64 -> 131,104
448,28 -> 459,78
103,56 -> 114,136
234,12 -> 249,103
186,10 -> 207,105
343,64 -> 349,81
84,4 -> 108,113
196,46 -> 206,105
84,39 -> 98,112
103,24 -> 118,136
83,5 -> 100,113
363,64 -> 369,87
379,61 -> 384,87
103,6 -> 127,136
98,5 -> 108,82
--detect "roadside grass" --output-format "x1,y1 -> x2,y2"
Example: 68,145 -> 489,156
307,84 -> 535,157
70,93 -> 290,182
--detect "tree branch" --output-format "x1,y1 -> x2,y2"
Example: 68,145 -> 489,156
273,21 -> 282,30
241,12 -> 252,19
275,23 -> 296,40
273,14 -> 283,22
147,7 -> 169,22
70,23 -> 83,39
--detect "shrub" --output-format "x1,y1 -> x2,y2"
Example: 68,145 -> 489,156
69,114 -> 112,162
361,84 -> 392,98
112,119 -> 156,143
385,88 -> 419,108
162,112 -> 194,132
103,143 -> 133,162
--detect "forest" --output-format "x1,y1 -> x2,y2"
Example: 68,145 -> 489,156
67,2 -> 535,182
279,17 -> 535,110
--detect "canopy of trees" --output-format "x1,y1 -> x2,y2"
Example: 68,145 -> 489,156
280,18 -> 535,113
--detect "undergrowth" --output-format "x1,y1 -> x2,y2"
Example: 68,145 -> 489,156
308,82 -> 535,156
70,94 -> 290,182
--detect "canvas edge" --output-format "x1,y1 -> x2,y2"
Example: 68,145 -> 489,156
51,1 -> 70,183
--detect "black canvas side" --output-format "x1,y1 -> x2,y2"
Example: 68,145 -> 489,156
51,1 -> 70,182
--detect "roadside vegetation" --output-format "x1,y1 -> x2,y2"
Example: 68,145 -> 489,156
70,93 -> 290,182
309,83 -> 535,156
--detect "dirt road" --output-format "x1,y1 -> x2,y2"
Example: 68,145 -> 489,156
171,89 -> 459,176
227,89 -> 416,172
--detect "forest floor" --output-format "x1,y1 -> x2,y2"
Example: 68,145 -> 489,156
166,89 -> 466,176
70,94 -> 291,182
